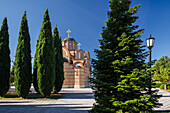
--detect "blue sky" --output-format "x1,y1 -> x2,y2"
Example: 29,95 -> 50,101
0,0 -> 169,66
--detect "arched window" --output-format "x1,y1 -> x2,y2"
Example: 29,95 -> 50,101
73,43 -> 75,50
77,70 -> 78,76
81,53 -> 83,59
69,42 -> 71,50
65,42 -> 67,48
63,57 -> 69,62
75,64 -> 82,68
77,52 -> 79,59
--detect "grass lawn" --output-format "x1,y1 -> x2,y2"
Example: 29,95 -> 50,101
165,90 -> 170,93
0,92 -> 64,100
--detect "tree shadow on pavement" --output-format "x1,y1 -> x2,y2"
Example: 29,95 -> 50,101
0,104 -> 92,113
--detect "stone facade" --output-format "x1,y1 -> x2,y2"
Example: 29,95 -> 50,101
62,30 -> 91,88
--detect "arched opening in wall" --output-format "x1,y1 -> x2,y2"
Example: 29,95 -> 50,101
76,70 -> 78,76
70,57 -> 73,64
77,52 -> 79,59
69,42 -> 71,50
73,43 -> 75,50
63,57 -> 69,62
74,52 -> 76,58
65,42 -> 67,48
75,63 -> 82,68
81,53 -> 83,59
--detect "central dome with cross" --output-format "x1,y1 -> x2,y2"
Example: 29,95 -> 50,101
62,29 -> 82,51
63,29 -> 76,41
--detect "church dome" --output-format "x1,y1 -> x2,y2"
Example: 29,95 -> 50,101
63,37 -> 75,41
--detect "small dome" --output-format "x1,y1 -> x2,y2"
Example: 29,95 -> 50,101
63,37 -> 75,41
84,51 -> 88,57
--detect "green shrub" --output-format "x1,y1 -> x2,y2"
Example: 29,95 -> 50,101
154,82 -> 170,89
152,82 -> 162,88
167,83 -> 170,89
158,83 -> 170,89
156,83 -> 162,88
167,85 -> 170,89
160,84 -> 164,89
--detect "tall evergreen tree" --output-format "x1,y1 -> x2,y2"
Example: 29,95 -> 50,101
14,11 -> 32,98
53,25 -> 64,93
33,8 -> 55,97
90,0 -> 161,112
58,37 -> 64,92
33,41 -> 40,94
0,17 -> 10,97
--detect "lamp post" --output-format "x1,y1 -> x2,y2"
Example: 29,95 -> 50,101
146,34 -> 155,94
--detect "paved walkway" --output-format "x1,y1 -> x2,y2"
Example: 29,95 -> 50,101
1,87 -> 170,112
0,87 -> 95,113
153,88 -> 170,112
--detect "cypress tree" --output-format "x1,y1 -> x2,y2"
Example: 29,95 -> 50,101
33,8 -> 55,97
58,37 -> 64,92
14,11 -> 32,98
33,41 -> 40,93
90,0 -> 161,112
53,25 -> 64,93
0,17 -> 10,97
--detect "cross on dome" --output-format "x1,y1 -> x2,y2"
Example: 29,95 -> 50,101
66,29 -> 71,37
78,43 -> 81,50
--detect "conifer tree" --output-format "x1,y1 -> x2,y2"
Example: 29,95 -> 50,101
53,25 -> 64,93
58,37 -> 64,92
14,12 -> 32,98
33,42 -> 40,94
90,0 -> 161,112
33,8 -> 55,97
0,17 -> 10,97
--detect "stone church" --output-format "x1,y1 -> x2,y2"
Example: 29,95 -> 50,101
62,29 -> 91,88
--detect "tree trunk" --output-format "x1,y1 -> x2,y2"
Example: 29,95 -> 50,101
164,83 -> 167,90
